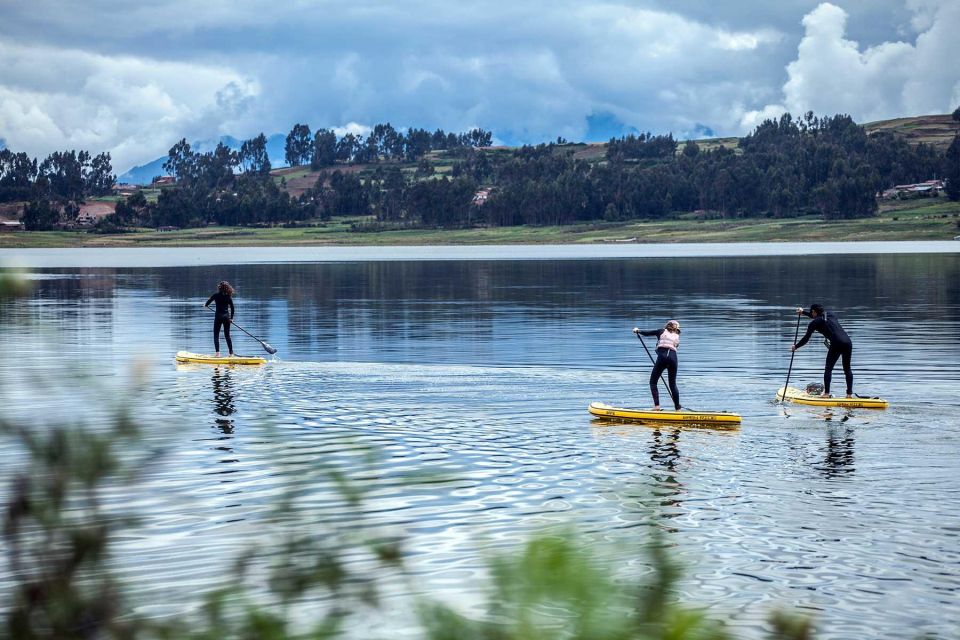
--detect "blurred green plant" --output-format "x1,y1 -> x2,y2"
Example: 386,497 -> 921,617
2,400 -> 145,638
0,267 -> 31,299
419,532 -> 733,640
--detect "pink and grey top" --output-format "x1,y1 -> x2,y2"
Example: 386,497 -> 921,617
639,326 -> 680,352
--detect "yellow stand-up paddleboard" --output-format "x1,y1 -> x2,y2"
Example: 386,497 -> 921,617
588,402 -> 741,425
776,386 -> 888,409
175,351 -> 267,365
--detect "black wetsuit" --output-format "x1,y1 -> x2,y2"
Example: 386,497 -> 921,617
796,309 -> 853,395
205,292 -> 235,354
640,329 -> 681,410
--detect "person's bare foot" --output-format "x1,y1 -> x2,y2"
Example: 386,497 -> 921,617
214,352 -> 221,357
653,405 -> 662,411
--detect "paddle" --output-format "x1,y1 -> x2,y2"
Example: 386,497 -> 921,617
780,309 -> 802,402
633,330 -> 674,408
206,307 -> 278,355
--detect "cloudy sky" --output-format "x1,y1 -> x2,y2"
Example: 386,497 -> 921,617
1,0 -> 959,173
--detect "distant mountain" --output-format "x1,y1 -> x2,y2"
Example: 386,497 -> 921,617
117,157 -> 166,186
118,134 -> 287,185
690,123 -> 716,138
585,112 -> 639,141
0,138 -> 6,151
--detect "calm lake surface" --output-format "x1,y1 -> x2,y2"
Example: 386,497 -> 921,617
1,245 -> 959,638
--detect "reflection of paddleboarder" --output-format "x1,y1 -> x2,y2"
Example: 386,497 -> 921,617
791,304 -> 853,398
649,427 -> 681,472
633,320 -> 681,411
823,426 -> 855,478
211,367 -> 236,435
204,281 -> 235,357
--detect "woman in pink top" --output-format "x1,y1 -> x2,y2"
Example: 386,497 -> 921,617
633,320 -> 682,411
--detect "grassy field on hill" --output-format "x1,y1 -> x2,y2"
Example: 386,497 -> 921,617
2,195 -> 956,248
863,114 -> 960,150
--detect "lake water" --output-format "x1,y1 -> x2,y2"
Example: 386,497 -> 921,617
1,245 -> 959,638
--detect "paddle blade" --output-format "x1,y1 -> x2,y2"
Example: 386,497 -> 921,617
261,342 -> 278,355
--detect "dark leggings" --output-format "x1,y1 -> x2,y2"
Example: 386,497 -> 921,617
214,316 -> 233,354
824,343 -> 853,395
649,348 -> 680,410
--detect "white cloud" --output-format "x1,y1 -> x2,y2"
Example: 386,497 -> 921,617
905,0 -> 944,30
739,104 -> 788,132
333,122 -> 372,138
742,1 -> 960,131
0,40 -> 258,172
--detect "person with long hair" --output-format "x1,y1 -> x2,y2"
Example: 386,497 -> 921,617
633,320 -> 682,411
791,303 -> 854,398
204,281 -> 235,357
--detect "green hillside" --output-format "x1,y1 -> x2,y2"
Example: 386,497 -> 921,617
269,113 -> 959,191
863,114 -> 960,150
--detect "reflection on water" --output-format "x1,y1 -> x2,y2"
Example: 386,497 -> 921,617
211,367 -> 236,434
1,252 -> 959,639
649,427 -> 683,473
209,367 -> 239,469
648,427 -> 685,536
821,426 -> 856,478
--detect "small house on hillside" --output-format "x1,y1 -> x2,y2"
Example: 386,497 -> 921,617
152,176 -> 176,186
881,179 -> 944,199
112,183 -> 140,196
75,202 -> 116,227
472,188 -> 493,206
0,220 -> 24,232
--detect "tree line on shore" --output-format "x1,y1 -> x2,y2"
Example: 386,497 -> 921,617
474,113 -> 948,227
3,110 -> 958,231
143,111 -> 960,230
321,111 -> 956,229
110,124 -> 494,230
0,148 -> 115,229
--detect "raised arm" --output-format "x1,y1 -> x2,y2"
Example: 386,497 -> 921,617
794,319 -> 818,349
633,327 -> 663,338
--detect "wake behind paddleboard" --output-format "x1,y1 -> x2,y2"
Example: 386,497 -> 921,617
588,402 -> 741,425
776,386 -> 888,409
175,351 -> 267,365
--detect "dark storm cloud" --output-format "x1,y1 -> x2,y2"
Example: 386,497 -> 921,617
637,0 -> 915,43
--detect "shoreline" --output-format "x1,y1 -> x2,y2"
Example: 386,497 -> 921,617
2,240 -> 958,269
1,198 -> 957,249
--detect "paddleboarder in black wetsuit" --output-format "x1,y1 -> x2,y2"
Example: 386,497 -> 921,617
791,304 -> 853,398
633,320 -> 682,411
204,281 -> 235,357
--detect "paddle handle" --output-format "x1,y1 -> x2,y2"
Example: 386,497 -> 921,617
780,311 -> 803,402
